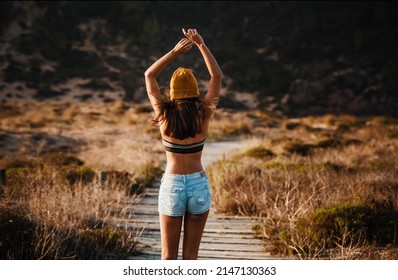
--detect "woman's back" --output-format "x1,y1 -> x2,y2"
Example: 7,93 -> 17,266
160,106 -> 211,174
162,136 -> 206,174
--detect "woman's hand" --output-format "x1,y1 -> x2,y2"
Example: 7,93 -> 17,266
172,38 -> 193,55
183,28 -> 205,46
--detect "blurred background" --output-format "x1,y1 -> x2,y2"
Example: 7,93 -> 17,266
1,1 -> 398,116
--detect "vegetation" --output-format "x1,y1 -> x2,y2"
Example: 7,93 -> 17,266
0,151 -> 164,259
0,100 -> 167,260
207,114 -> 398,259
1,101 -> 398,260
0,100 -> 257,259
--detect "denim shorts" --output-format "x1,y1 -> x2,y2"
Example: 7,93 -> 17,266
158,170 -> 211,217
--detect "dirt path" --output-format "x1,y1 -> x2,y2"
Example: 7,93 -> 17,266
121,137 -> 282,260
201,138 -> 259,169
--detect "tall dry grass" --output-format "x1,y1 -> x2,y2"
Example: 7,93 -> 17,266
0,153 -> 147,259
207,115 -> 398,259
0,100 -> 259,259
4,100 -> 397,259
0,99 -> 166,259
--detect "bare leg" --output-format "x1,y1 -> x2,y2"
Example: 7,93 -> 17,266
159,214 -> 183,260
182,210 -> 209,260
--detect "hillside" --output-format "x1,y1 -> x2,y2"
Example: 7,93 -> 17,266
1,1 -> 398,116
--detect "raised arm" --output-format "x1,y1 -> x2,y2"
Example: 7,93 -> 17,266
144,38 -> 193,113
183,29 -> 222,107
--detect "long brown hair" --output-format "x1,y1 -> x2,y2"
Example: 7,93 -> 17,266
154,97 -> 208,140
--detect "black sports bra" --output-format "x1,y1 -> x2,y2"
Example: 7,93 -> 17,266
161,138 -> 206,154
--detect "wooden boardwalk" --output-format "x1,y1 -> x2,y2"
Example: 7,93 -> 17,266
112,139 -> 282,260
118,182 -> 280,260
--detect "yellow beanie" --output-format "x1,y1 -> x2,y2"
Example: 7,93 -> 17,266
169,67 -> 200,100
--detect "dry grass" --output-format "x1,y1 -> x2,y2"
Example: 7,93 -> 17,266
208,109 -> 252,140
0,153 -> 143,259
0,100 -> 165,171
207,114 -> 398,259
0,100 -> 167,259
0,99 -> 255,259
3,100 -> 397,260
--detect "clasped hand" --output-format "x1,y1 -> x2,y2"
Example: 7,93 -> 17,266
173,28 -> 205,55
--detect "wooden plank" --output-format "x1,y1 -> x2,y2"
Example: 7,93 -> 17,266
130,248 -> 279,260
136,236 -> 264,247
112,176 -> 280,260
113,216 -> 260,227
137,241 -> 265,253
138,231 -> 262,241
122,224 -> 258,235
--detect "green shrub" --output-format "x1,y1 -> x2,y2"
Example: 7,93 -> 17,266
99,163 -> 163,196
299,202 -> 398,249
65,165 -> 96,185
283,142 -> 314,156
134,162 -> 163,189
244,147 -> 275,159
100,170 -> 142,195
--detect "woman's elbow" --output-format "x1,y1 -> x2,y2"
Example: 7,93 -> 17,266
210,71 -> 222,79
145,67 -> 158,79
144,69 -> 152,78
211,72 -> 223,81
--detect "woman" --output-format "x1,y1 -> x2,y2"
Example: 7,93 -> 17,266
144,28 -> 222,260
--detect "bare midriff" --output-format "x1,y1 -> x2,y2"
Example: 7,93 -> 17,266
164,151 -> 204,174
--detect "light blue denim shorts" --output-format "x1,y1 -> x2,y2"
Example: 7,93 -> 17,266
158,170 -> 211,217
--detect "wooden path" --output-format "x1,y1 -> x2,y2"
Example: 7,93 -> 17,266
114,139 -> 282,260
121,182 -> 277,260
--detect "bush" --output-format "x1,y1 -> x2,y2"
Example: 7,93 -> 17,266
65,165 -> 96,185
283,142 -> 314,156
0,207 -> 136,259
244,147 -> 275,159
298,202 -> 398,249
134,162 -> 163,189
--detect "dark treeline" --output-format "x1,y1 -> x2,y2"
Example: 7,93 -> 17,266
1,1 -> 398,116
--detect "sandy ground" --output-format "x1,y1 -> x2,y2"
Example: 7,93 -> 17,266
202,137 -> 260,169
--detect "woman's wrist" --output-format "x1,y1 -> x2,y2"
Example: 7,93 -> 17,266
196,42 -> 205,48
170,49 -> 179,57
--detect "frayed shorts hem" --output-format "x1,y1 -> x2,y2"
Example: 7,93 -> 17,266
158,207 -> 211,217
